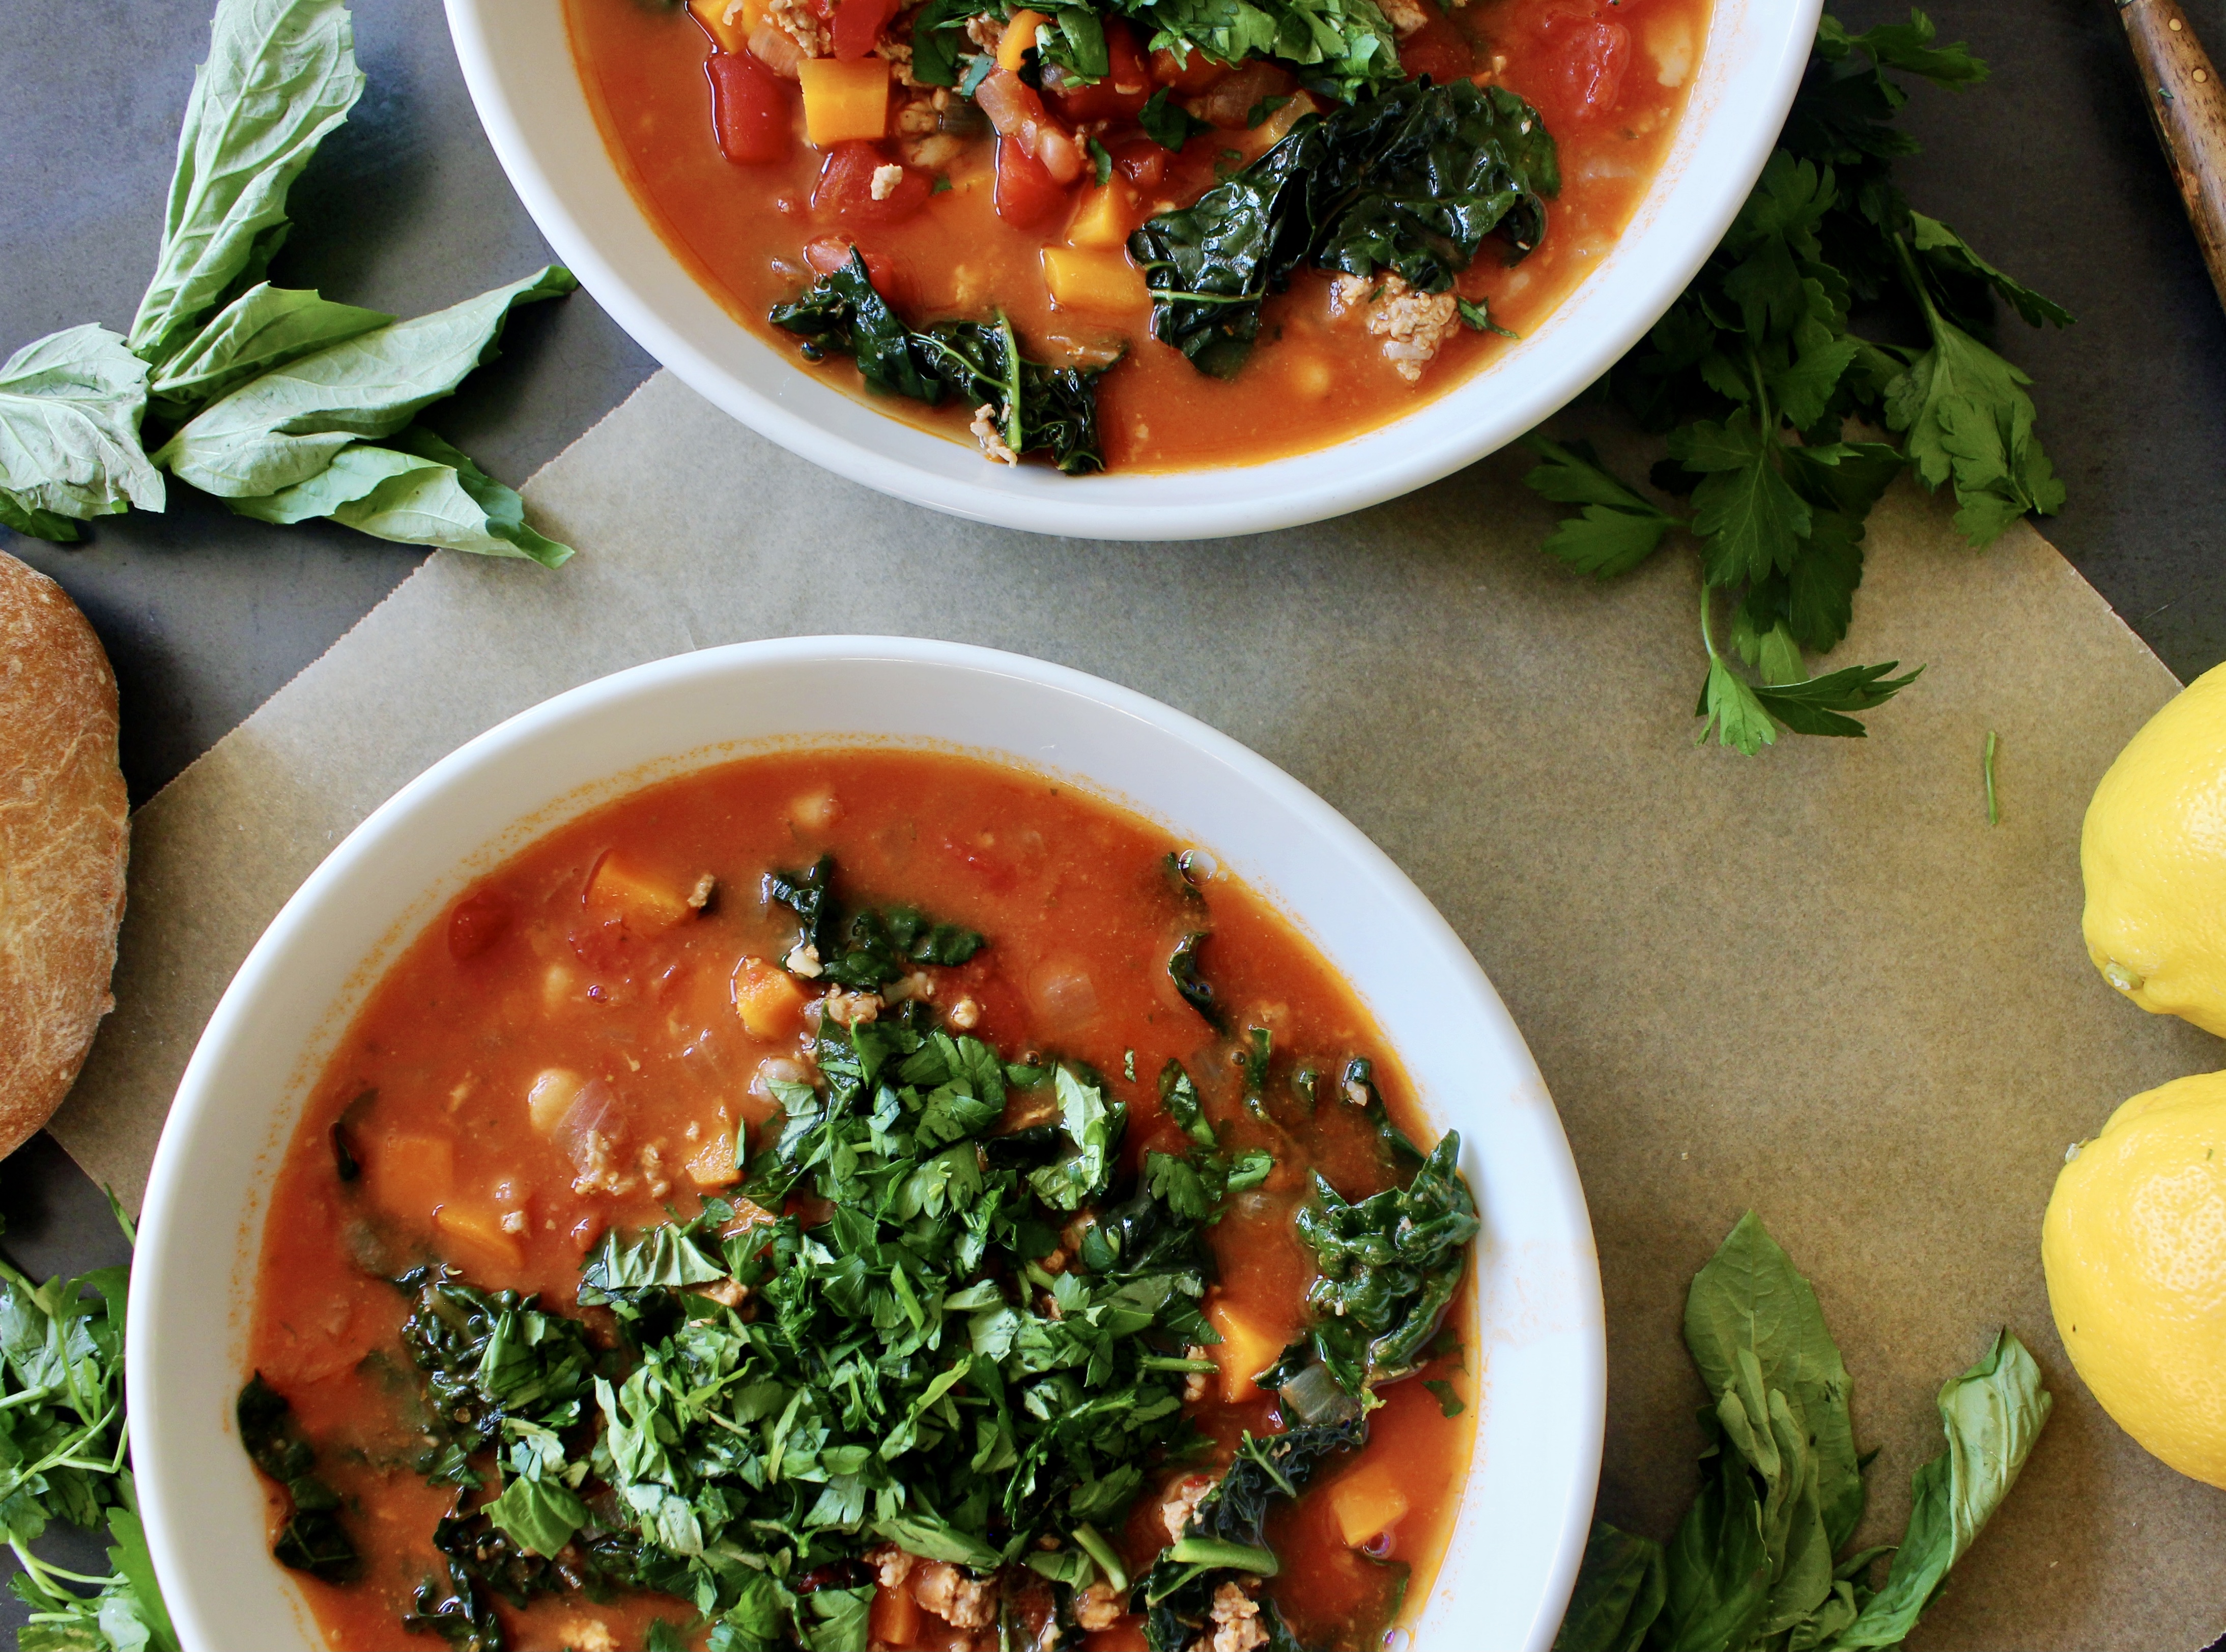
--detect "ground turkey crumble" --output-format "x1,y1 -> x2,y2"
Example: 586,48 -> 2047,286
864,1546 -> 999,1633
971,404 -> 1020,465
1160,1472 -> 1216,1541
1198,1581 -> 1268,1652
1075,1579 -> 1125,1631
1376,0 -> 1430,35
1330,271 -> 1462,383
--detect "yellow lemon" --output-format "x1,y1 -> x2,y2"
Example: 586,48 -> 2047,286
2043,1069 -> 2226,1487
2083,661 -> 2226,1036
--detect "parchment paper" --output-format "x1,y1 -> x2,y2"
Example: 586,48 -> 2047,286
57,370 -> 2226,1648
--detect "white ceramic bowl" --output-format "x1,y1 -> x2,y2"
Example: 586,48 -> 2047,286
444,0 -> 1819,539
131,637 -> 1604,1650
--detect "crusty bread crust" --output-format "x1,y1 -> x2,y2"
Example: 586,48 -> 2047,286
0,551 -> 128,1160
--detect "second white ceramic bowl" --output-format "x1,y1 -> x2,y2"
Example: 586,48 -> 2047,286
129,637 -> 1605,1649
444,0 -> 1821,538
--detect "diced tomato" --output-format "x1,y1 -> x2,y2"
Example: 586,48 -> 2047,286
1048,20 -> 1152,122
447,889 -> 511,962
1397,10 -> 1474,86
811,141 -> 932,225
992,133 -> 1071,229
1108,135 -> 1169,188
803,234 -> 905,301
705,49 -> 792,163
829,0 -> 899,59
1526,5 -> 1632,128
1149,43 -> 1229,95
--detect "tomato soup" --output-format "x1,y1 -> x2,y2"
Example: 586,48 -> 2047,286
243,749 -> 1479,1651
565,0 -> 1711,471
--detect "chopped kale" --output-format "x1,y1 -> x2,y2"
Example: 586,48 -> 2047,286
237,1374 -> 360,1583
394,1270 -> 602,1481
1141,1419 -> 1368,1652
1297,1131 -> 1478,1393
1129,78 -> 1558,378
769,250 -> 1112,472
765,852 -> 986,988
1167,931 -> 1224,1030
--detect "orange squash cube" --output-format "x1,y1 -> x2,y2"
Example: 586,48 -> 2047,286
1066,184 -> 1134,250
733,955 -> 807,1039
434,1199 -> 524,1271
798,58 -> 890,146
687,0 -> 759,53
1042,246 -> 1148,314
870,1581 -> 923,1647
1205,1297 -> 1283,1404
998,9 -> 1051,70
586,854 -> 692,928
368,1133 -> 453,1220
688,1125 -> 742,1189
1327,1458 -> 1411,1549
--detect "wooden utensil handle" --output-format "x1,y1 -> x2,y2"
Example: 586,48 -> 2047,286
2118,0 -> 2226,313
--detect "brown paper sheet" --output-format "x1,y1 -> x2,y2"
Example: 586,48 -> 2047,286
56,370 -> 2226,1648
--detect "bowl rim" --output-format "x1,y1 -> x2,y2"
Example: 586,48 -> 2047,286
442,0 -> 1823,540
129,636 -> 1606,1650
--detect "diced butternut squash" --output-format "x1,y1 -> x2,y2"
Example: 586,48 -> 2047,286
1066,183 -> 1133,249
1042,246 -> 1148,314
1326,1458 -> 1411,1549
687,0 -> 762,54
1205,1297 -> 1283,1404
687,1124 -> 742,1189
870,1581 -> 923,1648
586,853 -> 692,928
733,955 -> 807,1039
997,9 -> 1050,70
368,1133 -> 454,1220
434,1199 -> 524,1271
798,57 -> 890,146
527,1067 -> 587,1135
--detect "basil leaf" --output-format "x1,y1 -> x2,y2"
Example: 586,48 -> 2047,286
155,265 -> 575,497
0,325 -> 165,534
129,0 -> 365,370
1139,87 -> 1208,152
1553,1521 -> 1665,1652
1680,1211 -> 1864,1551
227,425 -> 575,564
484,1473 -> 588,1559
148,282 -> 391,421
1824,1330 -> 2050,1648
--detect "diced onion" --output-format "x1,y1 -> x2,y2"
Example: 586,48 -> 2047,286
749,22 -> 805,78
1279,1358 -> 1361,1426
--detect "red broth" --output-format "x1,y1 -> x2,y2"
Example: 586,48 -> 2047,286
565,0 -> 1712,470
246,748 -> 1476,1650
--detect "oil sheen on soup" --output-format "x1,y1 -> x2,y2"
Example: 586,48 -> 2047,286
244,749 -> 1480,1651
566,0 -> 1711,472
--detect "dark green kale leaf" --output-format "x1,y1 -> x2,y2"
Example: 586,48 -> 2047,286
237,1374 -> 360,1583
1296,1132 -> 1477,1394
1129,79 -> 1556,379
1166,932 -> 1224,1030
769,251 -> 1112,472
402,1550 -> 507,1652
765,853 -> 987,988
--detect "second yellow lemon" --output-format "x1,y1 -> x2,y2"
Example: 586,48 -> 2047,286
2044,1069 -> 2226,1487
2083,660 -> 2226,1036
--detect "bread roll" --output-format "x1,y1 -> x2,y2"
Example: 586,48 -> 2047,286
0,551 -> 128,1158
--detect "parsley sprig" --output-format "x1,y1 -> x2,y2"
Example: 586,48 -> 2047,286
1524,12 -> 2070,754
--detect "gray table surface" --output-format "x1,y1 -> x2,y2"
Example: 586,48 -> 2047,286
4,0 -> 2223,1641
